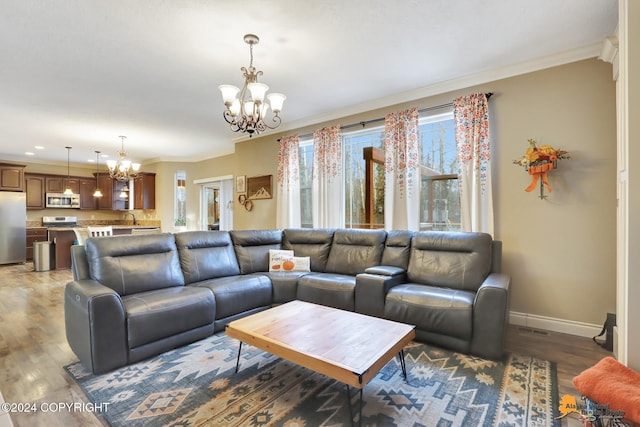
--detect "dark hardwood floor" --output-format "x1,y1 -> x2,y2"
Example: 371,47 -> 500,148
0,262 -> 612,427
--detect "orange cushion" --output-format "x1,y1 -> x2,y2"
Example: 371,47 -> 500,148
572,356 -> 640,423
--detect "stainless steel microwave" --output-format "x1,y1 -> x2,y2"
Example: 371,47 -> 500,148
45,193 -> 80,209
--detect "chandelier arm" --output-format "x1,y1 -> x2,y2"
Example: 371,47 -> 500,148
263,114 -> 282,130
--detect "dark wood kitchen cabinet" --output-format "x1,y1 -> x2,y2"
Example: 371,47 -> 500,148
25,174 -> 46,209
48,229 -> 75,269
45,176 -> 80,194
26,228 -> 48,261
79,178 -> 98,210
134,172 -> 155,210
0,163 -> 25,191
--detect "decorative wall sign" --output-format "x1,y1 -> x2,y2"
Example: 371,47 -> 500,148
247,175 -> 273,199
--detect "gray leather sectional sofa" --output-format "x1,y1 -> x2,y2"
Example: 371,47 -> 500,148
65,228 -> 510,374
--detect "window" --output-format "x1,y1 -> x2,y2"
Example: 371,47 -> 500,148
297,110 -> 459,231
343,127 -> 385,228
175,170 -> 186,227
299,142 -> 314,228
418,112 -> 460,231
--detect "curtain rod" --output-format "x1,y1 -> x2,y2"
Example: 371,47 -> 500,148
278,92 -> 493,142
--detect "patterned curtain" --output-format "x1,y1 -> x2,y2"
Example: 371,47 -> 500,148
453,93 -> 494,235
276,134 -> 301,228
312,125 -> 344,228
384,107 -> 420,231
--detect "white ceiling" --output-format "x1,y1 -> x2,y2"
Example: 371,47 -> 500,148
0,0 -> 617,168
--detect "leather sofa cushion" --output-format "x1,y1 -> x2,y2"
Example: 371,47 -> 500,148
175,231 -> 240,283
380,230 -> 414,269
123,286 -> 215,349
194,274 -> 272,320
264,271 -> 310,304
407,231 -> 492,292
230,230 -> 283,274
297,273 -> 356,311
325,229 -> 386,275
385,284 -> 474,340
282,228 -> 335,272
85,233 -> 185,295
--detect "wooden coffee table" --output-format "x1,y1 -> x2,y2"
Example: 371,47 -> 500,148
225,300 -> 415,424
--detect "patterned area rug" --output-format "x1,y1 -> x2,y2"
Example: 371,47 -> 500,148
65,333 -> 559,426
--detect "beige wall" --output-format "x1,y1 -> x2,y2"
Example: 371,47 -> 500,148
173,58 -> 616,329
20,57 -> 613,330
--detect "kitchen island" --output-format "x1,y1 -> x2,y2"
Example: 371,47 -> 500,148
47,226 -> 161,269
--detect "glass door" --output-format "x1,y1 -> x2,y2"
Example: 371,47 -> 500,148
199,177 -> 233,231
205,187 -> 220,230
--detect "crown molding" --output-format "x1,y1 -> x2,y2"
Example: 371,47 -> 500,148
598,31 -> 619,81
247,42 -> 604,141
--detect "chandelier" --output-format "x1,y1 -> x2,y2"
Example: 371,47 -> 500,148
219,34 -> 286,137
106,136 -> 140,181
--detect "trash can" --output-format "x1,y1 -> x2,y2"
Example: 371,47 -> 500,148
33,241 -> 52,272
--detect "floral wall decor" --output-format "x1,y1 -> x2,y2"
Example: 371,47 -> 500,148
513,139 -> 570,199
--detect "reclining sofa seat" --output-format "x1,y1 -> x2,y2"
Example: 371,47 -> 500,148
175,231 -> 272,332
296,228 -> 387,311
276,228 -> 335,303
65,233 -> 215,374
383,231 -> 509,360
355,230 -> 414,317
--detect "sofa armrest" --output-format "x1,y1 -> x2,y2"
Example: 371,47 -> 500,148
64,279 -> 128,374
364,265 -> 406,277
355,271 -> 407,318
470,273 -> 511,360
70,245 -> 90,281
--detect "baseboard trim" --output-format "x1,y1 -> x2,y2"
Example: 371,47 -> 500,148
509,311 -> 602,338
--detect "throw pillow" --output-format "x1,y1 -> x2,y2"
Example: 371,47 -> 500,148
269,250 -> 294,272
282,256 -> 311,272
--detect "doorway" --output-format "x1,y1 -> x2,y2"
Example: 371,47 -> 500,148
197,176 -> 234,231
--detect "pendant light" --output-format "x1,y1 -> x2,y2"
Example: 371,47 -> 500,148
63,146 -> 74,195
93,151 -> 103,198
119,183 -> 129,200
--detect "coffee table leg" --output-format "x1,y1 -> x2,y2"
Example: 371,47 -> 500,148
235,341 -> 243,373
345,385 -> 363,427
398,349 -> 408,381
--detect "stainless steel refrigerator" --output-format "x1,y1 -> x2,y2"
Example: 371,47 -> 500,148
0,192 -> 26,264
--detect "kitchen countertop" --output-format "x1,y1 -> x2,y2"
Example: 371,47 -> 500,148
45,225 -> 161,231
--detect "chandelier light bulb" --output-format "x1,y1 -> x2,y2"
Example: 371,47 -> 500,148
229,99 -> 241,117
248,82 -> 268,103
219,85 -> 240,107
267,93 -> 286,114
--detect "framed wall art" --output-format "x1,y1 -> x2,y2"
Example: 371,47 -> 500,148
236,175 -> 246,193
247,175 -> 273,199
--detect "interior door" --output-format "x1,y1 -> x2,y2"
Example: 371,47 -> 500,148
200,178 -> 233,231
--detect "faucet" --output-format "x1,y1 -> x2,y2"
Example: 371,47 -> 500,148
123,212 -> 136,225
